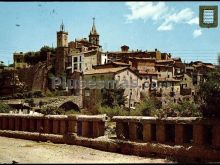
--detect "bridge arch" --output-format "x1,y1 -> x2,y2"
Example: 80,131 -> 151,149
59,101 -> 80,112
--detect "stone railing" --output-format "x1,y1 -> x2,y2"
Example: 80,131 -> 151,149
0,114 -> 107,138
112,116 -> 220,148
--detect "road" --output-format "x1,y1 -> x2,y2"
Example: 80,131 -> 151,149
0,136 -> 172,163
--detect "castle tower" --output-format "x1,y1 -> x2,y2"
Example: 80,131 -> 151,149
55,21 -> 69,76
89,17 -> 99,45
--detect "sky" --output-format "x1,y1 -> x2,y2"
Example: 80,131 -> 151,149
0,1 -> 219,65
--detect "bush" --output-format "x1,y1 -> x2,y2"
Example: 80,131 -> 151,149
33,91 -> 44,98
131,97 -> 162,116
0,103 -> 12,113
199,68 -> 220,118
39,106 -> 65,115
25,98 -> 35,107
98,106 -> 129,118
162,100 -> 201,117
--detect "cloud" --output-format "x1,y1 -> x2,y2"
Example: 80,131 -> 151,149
193,29 -> 202,38
125,2 -> 201,36
157,22 -> 173,31
187,17 -> 199,25
125,2 -> 168,22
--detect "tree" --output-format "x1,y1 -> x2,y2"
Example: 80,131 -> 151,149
101,88 -> 126,108
199,54 -> 220,118
24,46 -> 55,65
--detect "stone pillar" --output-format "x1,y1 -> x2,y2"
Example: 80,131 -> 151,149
44,119 -> 50,134
68,116 -> 77,134
60,120 -> 66,134
37,119 -> 43,132
193,124 -> 204,145
82,121 -> 89,137
15,117 -> 20,131
92,121 -> 105,138
212,125 -> 220,148
143,123 -> 152,142
175,124 -> 184,145
52,119 -> 59,134
129,122 -> 137,141
156,124 -> 165,143
29,119 -> 36,132
116,122 -> 124,139
8,117 -> 15,130
22,118 -> 28,131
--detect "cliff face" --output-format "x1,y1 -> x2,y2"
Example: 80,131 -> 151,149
17,62 -> 50,92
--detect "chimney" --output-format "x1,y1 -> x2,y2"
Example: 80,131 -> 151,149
121,45 -> 129,52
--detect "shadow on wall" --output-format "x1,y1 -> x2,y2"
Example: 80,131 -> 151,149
59,101 -> 80,111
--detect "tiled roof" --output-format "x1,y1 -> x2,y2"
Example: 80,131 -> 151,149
139,71 -> 158,75
158,78 -> 180,82
84,67 -> 128,75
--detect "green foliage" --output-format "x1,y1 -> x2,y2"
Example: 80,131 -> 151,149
131,97 -> 161,116
101,88 -> 126,108
199,68 -> 220,118
98,106 -> 129,118
162,100 -> 201,117
24,98 -> 35,107
24,46 -> 56,65
39,106 -> 65,115
0,103 -> 12,113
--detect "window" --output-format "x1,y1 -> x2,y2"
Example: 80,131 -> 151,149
158,67 -> 161,72
92,76 -> 96,81
101,75 -> 104,80
85,89 -> 90,97
79,63 -> 82,71
74,64 -> 77,70
74,57 -> 78,62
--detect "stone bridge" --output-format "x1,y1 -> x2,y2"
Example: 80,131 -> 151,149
1,95 -> 82,111
40,96 -> 82,111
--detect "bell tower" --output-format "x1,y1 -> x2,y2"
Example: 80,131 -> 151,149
89,17 -> 99,45
57,21 -> 68,48
55,21 -> 69,76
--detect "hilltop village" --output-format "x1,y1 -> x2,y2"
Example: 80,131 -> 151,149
0,18 -> 216,114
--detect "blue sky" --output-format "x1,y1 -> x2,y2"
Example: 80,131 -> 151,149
0,1 -> 219,65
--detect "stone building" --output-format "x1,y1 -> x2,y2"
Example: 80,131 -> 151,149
55,18 -> 104,76
83,66 -> 142,110
13,52 -> 28,69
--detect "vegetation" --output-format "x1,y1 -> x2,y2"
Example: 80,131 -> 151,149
0,103 -> 12,113
37,106 -> 65,115
130,97 -> 161,116
199,67 -> 220,118
101,88 -> 126,108
24,46 -> 56,65
98,105 -> 129,118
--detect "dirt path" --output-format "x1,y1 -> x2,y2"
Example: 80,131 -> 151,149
0,136 -> 172,163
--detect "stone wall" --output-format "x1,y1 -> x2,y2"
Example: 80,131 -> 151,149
17,62 -> 49,92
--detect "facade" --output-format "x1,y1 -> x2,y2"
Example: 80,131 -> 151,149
83,67 -> 141,109
13,52 -> 28,69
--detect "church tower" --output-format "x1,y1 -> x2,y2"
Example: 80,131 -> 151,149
57,21 -> 68,47
89,17 -> 99,46
55,21 -> 69,76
